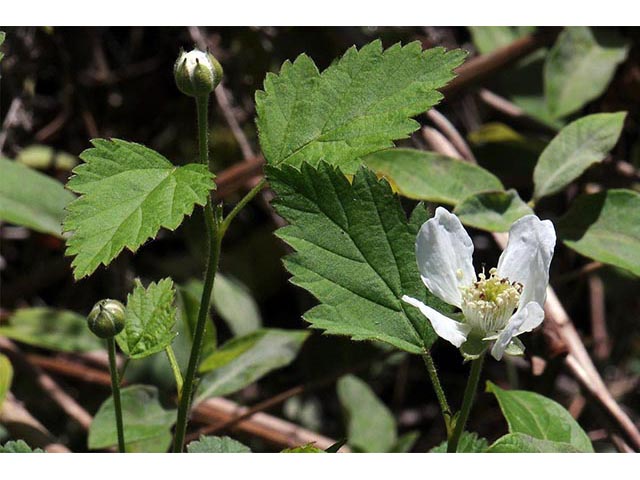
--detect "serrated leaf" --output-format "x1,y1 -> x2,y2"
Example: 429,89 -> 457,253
487,433 -> 581,453
268,162 -> 449,354
88,385 -> 175,452
0,440 -> 44,453
116,278 -> 177,359
0,354 -> 12,410
63,139 -> 215,279
0,157 -> 76,237
454,189 -> 533,232
196,329 -> 309,402
0,308 -> 103,352
533,112 -> 626,200
282,444 -> 325,453
558,189 -> 640,276
256,40 -> 466,174
468,26 -> 535,54
187,435 -> 251,453
430,431 -> 489,453
337,374 -> 397,453
365,149 -> 503,206
545,27 -> 629,118
487,381 -> 593,452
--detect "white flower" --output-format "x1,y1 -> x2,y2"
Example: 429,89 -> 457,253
402,207 -> 556,360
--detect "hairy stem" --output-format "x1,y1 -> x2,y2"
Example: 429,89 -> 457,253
219,177 -> 267,237
173,95 -> 221,452
107,337 -> 125,453
422,352 -> 452,434
447,352 -> 485,453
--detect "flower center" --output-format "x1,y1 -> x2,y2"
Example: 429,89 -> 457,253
460,268 -> 522,335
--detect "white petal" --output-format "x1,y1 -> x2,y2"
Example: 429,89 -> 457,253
402,295 -> 471,348
491,302 -> 544,360
497,215 -> 556,308
416,207 -> 476,308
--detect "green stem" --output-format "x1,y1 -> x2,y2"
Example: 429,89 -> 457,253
165,345 -> 184,399
447,352 -> 485,453
219,177 -> 267,237
422,352 -> 452,434
107,337 -> 125,453
173,94 -> 221,452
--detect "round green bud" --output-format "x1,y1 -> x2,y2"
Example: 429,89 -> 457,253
87,299 -> 125,338
174,48 -> 223,98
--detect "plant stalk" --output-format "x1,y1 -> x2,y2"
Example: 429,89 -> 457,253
447,352 -> 485,453
173,94 -> 220,452
422,352 -> 452,434
107,337 -> 125,453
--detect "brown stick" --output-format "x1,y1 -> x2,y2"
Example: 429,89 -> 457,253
589,274 -> 611,360
426,109 -> 476,163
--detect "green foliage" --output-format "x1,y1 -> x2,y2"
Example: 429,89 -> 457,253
558,189 -> 640,276
213,274 -> 262,336
268,162 -> 450,354
196,329 -> 309,402
337,375 -> 397,453
282,444 -> 326,453
88,385 -> 175,452
0,157 -> 75,237
390,431 -> 421,453
430,431 -> 489,453
364,149 -> 503,205
533,112 -> 626,200
63,139 -> 215,279
487,433 -> 581,453
174,281 -> 217,367
187,435 -> 251,453
256,40 -> 465,174
16,144 -> 78,171
545,27 -> 629,118
454,190 -> 533,232
0,440 -> 44,453
0,31 -> 5,62
0,354 -> 12,410
487,381 -> 593,452
0,308 -> 103,352
116,278 -> 177,359
468,26 -> 535,54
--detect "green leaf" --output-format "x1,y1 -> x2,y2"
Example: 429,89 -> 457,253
0,440 -> 44,453
0,307 -> 103,352
533,112 -> 626,200
558,189 -> 640,276
0,157 -> 75,237
196,329 -> 309,402
256,40 -> 466,174
365,149 -> 503,206
187,435 -> 251,453
0,31 -> 5,62
174,281 -> 217,368
430,431 -> 488,453
0,354 -> 12,410
63,139 -> 215,279
337,374 -> 397,453
454,190 -> 533,232
268,162 -> 449,354
282,444 -> 326,453
17,144 -> 78,171
391,431 -> 420,453
116,278 -> 177,359
487,433 -> 581,453
214,273 -> 262,336
486,381 -> 593,452
468,26 -> 535,55
545,27 -> 629,118
88,385 -> 175,452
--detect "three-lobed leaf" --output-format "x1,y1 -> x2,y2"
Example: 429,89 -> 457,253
116,278 -> 177,359
337,375 -> 397,453
256,40 -> 465,174
0,157 -> 76,237
88,385 -> 175,452
557,189 -> 640,276
187,435 -> 251,453
487,381 -> 593,452
454,189 -> 533,232
533,112 -> 626,200
268,162 -> 450,355
64,139 -> 215,279
544,27 -> 629,118
364,149 -> 503,205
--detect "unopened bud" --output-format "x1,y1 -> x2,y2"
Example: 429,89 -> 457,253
174,48 -> 223,98
87,299 -> 125,338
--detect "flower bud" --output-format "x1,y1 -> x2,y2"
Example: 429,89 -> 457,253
174,48 -> 223,98
87,299 -> 125,338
